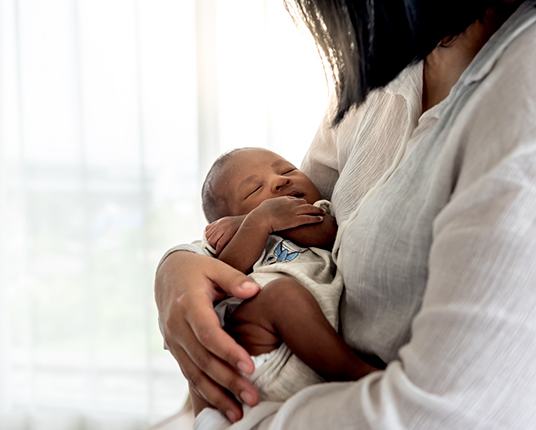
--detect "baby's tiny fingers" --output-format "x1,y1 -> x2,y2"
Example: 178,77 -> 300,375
298,215 -> 324,225
285,196 -> 307,204
209,230 -> 224,246
214,236 -> 226,254
296,204 -> 325,215
215,233 -> 230,254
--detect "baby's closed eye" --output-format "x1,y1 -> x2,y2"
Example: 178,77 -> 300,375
245,184 -> 262,199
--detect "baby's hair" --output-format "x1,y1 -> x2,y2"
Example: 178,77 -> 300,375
201,147 -> 257,222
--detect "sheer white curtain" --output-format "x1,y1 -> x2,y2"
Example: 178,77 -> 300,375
0,0 -> 327,429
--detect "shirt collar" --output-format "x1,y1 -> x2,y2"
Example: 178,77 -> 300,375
384,1 -> 536,119
458,0 -> 536,86
384,61 -> 422,102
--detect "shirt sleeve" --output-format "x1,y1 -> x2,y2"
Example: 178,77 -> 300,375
218,19 -> 536,430
156,240 -> 211,348
156,240 -> 211,272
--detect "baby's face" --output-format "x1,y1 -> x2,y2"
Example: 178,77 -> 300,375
219,148 -> 322,216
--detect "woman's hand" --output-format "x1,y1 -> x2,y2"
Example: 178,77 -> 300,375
205,215 -> 245,255
189,383 -> 211,416
154,251 -> 262,422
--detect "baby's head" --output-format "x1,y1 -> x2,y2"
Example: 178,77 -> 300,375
202,147 -> 322,222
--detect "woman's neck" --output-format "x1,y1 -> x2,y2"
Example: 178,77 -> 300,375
422,3 -> 521,112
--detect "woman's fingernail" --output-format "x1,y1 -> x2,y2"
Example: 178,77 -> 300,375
240,390 -> 255,405
239,281 -> 258,290
237,360 -> 252,374
226,410 -> 238,422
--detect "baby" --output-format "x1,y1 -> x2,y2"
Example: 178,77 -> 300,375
190,147 -> 377,415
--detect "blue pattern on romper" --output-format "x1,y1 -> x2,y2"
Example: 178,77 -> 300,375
274,240 -> 300,263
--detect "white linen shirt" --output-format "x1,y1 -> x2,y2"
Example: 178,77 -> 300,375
194,1 -> 536,428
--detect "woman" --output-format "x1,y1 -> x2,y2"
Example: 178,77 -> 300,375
155,0 -> 536,428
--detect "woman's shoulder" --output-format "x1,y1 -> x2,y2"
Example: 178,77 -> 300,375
431,6 -> 536,198
452,5 -> 536,143
442,20 -> 536,199
462,1 -> 536,89
489,10 -> 536,83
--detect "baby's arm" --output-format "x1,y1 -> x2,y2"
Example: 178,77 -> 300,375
205,215 -> 246,255
206,207 -> 337,253
217,197 -> 324,273
215,214 -> 269,274
280,213 -> 337,250
227,276 -> 381,382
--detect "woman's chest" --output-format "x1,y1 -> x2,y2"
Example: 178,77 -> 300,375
335,130 -> 459,361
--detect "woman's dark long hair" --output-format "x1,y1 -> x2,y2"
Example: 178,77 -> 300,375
285,0 -> 502,126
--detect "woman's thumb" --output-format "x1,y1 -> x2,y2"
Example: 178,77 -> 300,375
232,279 -> 261,299
210,260 -> 260,299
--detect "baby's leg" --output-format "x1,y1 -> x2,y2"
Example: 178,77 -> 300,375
229,276 -> 378,382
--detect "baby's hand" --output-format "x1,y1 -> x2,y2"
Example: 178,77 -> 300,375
253,196 -> 325,233
205,215 -> 245,254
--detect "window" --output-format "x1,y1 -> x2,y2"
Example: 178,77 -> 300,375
0,0 -> 327,428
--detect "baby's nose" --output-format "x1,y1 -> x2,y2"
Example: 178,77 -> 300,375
272,176 -> 291,192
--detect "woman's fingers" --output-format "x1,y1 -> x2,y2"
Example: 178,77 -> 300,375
156,253 -> 262,418
173,344 -> 245,422
206,258 -> 261,300
181,315 -> 258,403
187,296 -> 256,375
166,289 -> 259,419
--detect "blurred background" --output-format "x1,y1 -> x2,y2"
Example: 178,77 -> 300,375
0,0 -> 328,428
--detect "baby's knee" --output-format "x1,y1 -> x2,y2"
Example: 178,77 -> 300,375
262,276 -> 316,314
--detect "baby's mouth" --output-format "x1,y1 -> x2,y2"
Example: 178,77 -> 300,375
288,191 -> 305,198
